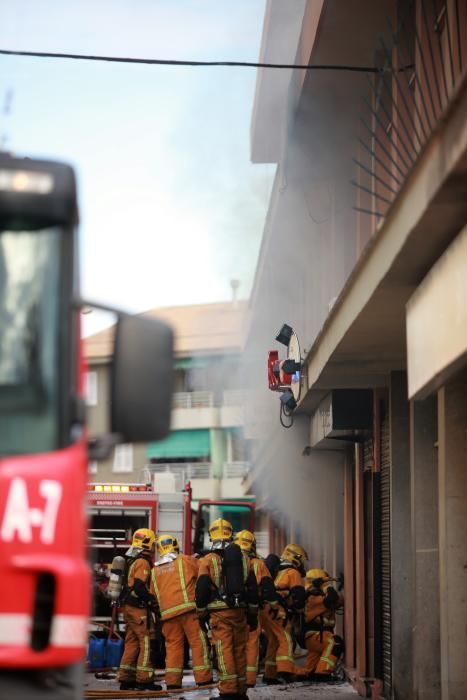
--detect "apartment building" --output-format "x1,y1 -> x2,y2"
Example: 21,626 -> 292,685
84,301 -> 249,503
244,2 -> 467,699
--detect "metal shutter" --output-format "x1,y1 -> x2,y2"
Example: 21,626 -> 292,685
380,410 -> 392,697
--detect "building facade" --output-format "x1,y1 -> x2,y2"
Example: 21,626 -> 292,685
244,2 -> 467,699
85,302 -> 249,503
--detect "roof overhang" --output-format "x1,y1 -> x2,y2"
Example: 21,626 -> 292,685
301,73 -> 467,410
407,224 -> 467,399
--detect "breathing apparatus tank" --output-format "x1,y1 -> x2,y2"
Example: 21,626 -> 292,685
108,555 -> 126,601
222,543 -> 245,608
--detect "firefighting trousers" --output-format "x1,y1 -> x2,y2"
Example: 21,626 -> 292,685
118,606 -> 154,683
210,608 -> 248,696
246,621 -> 261,686
303,630 -> 342,675
162,610 -> 212,688
260,608 -> 298,678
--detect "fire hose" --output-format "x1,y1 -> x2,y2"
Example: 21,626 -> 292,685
84,682 -> 218,698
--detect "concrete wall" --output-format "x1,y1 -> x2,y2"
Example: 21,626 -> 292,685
437,369 -> 467,700
410,396 -> 440,699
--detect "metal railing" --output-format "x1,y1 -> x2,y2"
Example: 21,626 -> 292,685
148,462 -> 212,480
172,391 -> 214,409
223,461 -> 250,478
354,0 -> 466,222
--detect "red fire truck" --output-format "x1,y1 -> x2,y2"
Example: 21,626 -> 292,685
87,480 -> 256,620
0,153 -> 174,698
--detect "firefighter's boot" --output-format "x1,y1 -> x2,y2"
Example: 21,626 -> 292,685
136,681 -> 163,691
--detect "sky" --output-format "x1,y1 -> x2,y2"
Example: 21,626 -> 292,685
0,0 -> 276,334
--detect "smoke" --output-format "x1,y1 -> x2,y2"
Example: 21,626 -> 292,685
240,0 -> 397,573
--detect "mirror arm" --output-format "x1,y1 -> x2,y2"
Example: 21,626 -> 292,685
88,433 -> 122,461
73,296 -> 133,318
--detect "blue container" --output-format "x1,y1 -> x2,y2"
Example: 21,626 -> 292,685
105,638 -> 124,668
88,638 -> 106,669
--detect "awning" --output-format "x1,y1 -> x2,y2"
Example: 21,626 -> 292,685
147,429 -> 210,459
175,357 -> 209,370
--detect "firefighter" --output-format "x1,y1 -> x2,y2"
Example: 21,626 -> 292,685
233,530 -> 279,688
196,519 -> 259,700
117,528 -> 161,692
300,568 -> 343,679
262,543 -> 307,685
150,534 -> 212,690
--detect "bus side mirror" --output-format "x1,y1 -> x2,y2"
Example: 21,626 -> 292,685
111,314 -> 174,443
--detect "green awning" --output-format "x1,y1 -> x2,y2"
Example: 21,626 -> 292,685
175,357 -> 210,370
147,429 -> 210,459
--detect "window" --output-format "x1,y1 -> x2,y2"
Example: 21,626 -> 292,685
0,228 -> 64,455
113,444 -> 133,473
85,371 -> 98,406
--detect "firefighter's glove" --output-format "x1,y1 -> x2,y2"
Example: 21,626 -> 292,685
196,608 -> 210,631
148,595 -> 159,614
336,572 -> 344,592
269,605 -> 279,620
247,610 -> 258,632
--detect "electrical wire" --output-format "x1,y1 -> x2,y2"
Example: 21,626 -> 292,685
0,48 -> 390,72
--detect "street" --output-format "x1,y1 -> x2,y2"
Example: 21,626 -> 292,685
85,671 -> 358,699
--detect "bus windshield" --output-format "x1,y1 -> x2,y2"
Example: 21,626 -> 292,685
0,228 -> 63,456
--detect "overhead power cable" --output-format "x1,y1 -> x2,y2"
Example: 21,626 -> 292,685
0,48 -> 390,72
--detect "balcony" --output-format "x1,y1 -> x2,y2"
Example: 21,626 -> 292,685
220,390 -> 244,428
220,462 -> 250,498
223,461 -> 249,478
170,390 -> 245,429
146,462 -> 213,499
173,391 -> 214,409
171,391 -> 217,429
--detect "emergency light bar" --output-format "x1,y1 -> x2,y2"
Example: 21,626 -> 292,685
88,483 -> 152,493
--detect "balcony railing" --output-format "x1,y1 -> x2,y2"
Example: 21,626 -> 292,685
148,462 -> 212,481
172,391 -> 214,409
223,461 -> 249,478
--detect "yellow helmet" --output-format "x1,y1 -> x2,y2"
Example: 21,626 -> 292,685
127,528 -> 156,556
281,543 -> 309,570
234,530 -> 256,555
305,568 -> 331,584
157,534 -> 180,557
209,518 -> 233,543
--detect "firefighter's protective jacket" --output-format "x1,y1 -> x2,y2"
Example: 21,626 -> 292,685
251,556 -> 281,608
125,555 -> 154,607
150,553 -> 199,621
195,550 -> 259,613
304,586 -> 343,630
274,564 -> 306,611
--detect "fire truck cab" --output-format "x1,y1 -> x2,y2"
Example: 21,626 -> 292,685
0,153 -> 174,699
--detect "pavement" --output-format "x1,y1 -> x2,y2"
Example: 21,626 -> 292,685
85,671 -> 358,699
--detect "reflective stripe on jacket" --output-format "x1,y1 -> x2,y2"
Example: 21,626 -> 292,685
275,566 -> 303,598
150,553 -> 198,620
